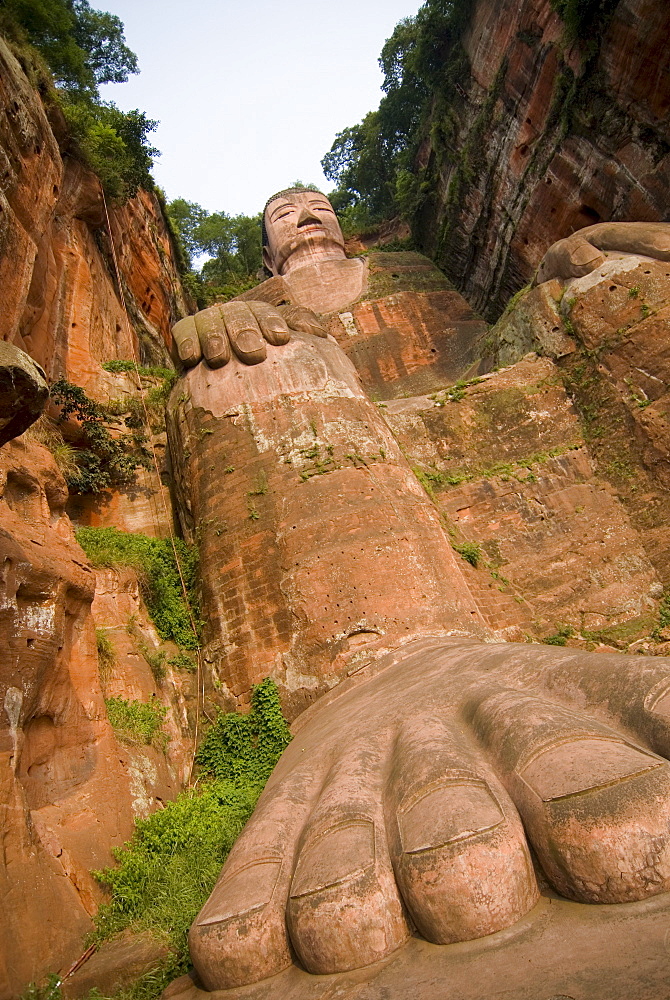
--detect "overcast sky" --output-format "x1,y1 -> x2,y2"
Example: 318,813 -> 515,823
99,0 -> 424,217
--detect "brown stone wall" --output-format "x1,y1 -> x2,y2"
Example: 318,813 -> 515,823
415,0 -> 670,319
0,435 -> 193,995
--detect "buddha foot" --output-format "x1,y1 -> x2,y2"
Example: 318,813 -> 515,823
180,639 -> 670,997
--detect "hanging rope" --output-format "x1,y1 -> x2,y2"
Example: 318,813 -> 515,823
101,190 -> 202,781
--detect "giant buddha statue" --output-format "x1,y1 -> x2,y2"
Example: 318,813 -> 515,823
166,195 -> 670,1000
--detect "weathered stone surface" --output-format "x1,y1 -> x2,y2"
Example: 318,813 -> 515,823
168,331 -> 488,717
0,436 -> 190,995
416,0 -> 670,320
383,355 -> 661,643
183,636 -> 670,994
486,279 -> 575,369
170,886 -> 670,1000
0,341 -> 48,446
62,930 -> 170,999
490,251 -> 670,589
0,437 -> 131,993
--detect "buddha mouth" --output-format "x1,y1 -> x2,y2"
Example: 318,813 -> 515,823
296,224 -> 326,235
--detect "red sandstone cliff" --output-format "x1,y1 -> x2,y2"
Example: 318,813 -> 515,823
0,36 -> 189,396
0,35 -> 195,995
415,0 -> 670,319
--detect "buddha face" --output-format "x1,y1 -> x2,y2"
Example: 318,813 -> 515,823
263,190 -> 346,275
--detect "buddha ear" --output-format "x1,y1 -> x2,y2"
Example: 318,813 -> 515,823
262,245 -> 277,276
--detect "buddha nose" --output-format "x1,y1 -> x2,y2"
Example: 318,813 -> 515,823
297,207 -> 321,227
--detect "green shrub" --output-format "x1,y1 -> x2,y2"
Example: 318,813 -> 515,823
93,679 -> 291,967
18,973 -> 62,1000
168,651 -> 197,672
140,646 -> 167,683
196,678 -> 292,784
95,626 -> 116,681
653,591 -> 670,640
542,624 -> 575,646
76,527 -> 200,649
102,361 -> 176,380
50,378 -> 151,493
549,0 -> 619,40
105,697 -> 167,747
452,541 -> 481,567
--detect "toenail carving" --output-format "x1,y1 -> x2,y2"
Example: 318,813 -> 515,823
290,820 -> 375,897
196,858 -> 282,924
644,679 -> 670,719
518,738 -> 663,801
398,779 -> 504,853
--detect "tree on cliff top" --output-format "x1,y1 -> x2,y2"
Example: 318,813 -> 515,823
0,0 -> 138,91
0,0 -> 161,201
322,0 -> 475,231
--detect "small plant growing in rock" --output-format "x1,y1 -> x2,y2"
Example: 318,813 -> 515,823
452,541 -> 481,567
542,624 -> 575,646
104,697 -> 167,748
76,527 -> 201,650
168,651 -> 197,672
95,627 -> 116,682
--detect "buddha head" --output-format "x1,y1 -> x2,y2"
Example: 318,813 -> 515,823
262,187 -> 346,276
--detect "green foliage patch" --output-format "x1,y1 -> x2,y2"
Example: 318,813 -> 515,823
542,624 -> 574,646
322,0 -> 476,227
653,591 -> 670,641
549,0 -> 620,41
95,626 -> 115,681
104,697 -> 167,748
452,541 -> 481,567
93,680 -> 291,968
166,200 -> 262,304
59,94 -> 158,201
0,0 -> 159,202
76,527 -> 200,649
50,378 -> 151,493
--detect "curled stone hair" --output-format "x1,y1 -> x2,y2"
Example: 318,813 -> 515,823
261,185 -> 325,247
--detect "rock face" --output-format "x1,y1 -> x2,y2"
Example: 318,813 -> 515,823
0,342 -> 48,445
0,36 -> 195,997
385,354 -> 662,645
414,0 -> 670,319
0,436 -> 192,996
0,36 -> 189,394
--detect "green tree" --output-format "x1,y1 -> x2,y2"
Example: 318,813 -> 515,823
167,199 -> 263,302
0,0 -> 138,91
321,0 -> 475,228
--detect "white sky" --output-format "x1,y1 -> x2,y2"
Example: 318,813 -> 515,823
99,0 -> 424,217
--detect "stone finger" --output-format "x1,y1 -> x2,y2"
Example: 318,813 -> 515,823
247,301 -> 291,346
171,315 -> 202,367
194,305 -> 231,368
221,301 -> 267,365
277,304 -> 328,338
386,716 -> 537,944
470,685 -> 670,903
287,733 -> 409,975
